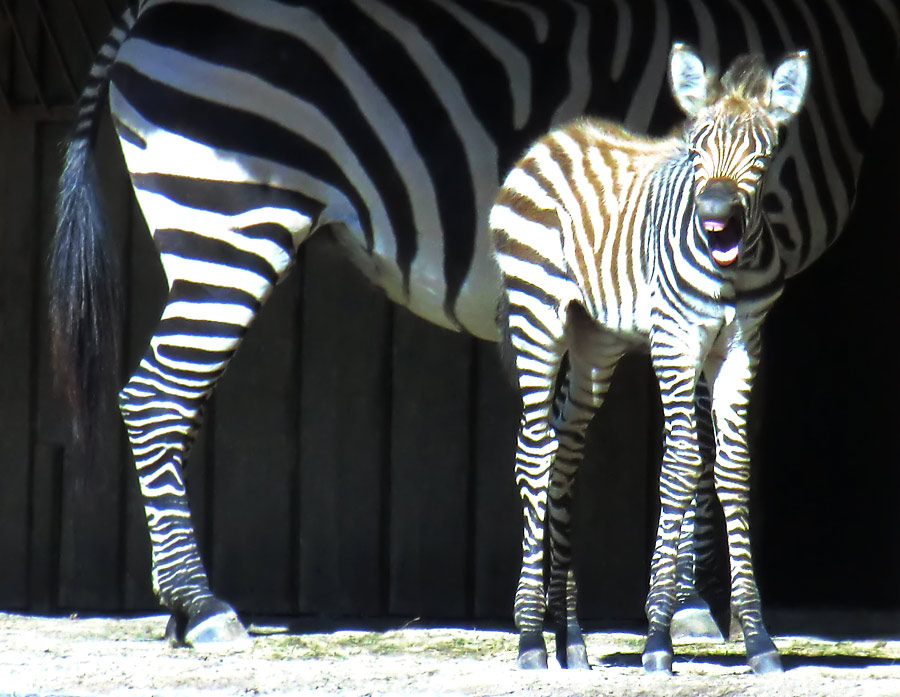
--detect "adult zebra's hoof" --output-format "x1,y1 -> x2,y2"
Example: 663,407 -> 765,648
555,622 -> 591,669
165,602 -> 250,648
670,606 -> 724,641
517,631 -> 548,669
748,650 -> 783,675
186,610 -> 250,647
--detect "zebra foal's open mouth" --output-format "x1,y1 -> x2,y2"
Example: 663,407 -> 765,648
701,215 -> 742,266
695,178 -> 744,267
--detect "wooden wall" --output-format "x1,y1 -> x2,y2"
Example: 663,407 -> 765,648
1,0 -> 899,627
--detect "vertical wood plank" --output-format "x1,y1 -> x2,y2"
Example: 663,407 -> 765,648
0,116 -> 37,610
471,342 -> 520,621
297,235 -> 390,616
573,354 -> 658,624
389,311 -> 472,619
8,0 -> 41,107
39,0 -> 89,107
29,444 -> 64,612
210,254 -> 302,616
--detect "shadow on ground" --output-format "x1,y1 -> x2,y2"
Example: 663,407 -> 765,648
597,650 -> 900,670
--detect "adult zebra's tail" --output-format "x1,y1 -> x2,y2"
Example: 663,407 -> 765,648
49,9 -> 135,446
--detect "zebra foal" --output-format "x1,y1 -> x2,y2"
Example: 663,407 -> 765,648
491,43 -> 808,673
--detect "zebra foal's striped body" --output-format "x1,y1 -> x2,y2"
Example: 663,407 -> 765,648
491,45 -> 808,672
494,119 -> 674,335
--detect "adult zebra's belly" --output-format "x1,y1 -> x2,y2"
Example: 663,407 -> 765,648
329,222 -> 504,343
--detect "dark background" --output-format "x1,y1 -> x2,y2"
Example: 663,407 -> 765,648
0,0 -> 898,632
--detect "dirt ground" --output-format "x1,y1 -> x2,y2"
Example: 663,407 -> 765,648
1,612 -> 899,697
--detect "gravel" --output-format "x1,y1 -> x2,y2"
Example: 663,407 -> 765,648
1,612 -> 899,696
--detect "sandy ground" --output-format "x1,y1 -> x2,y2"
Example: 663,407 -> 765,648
1,612 -> 899,696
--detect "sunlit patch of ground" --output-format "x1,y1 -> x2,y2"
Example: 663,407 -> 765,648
0,612 -> 898,696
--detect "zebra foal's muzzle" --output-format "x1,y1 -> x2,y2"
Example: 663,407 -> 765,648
695,178 -> 743,267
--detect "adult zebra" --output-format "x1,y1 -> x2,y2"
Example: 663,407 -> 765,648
49,0 -> 898,648
491,42 -> 808,673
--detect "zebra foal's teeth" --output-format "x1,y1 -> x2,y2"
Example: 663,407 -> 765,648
702,220 -> 726,233
711,246 -> 739,265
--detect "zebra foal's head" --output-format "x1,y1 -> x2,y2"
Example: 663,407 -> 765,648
668,43 -> 809,267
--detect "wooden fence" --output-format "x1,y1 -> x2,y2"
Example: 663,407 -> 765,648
0,0 -> 899,626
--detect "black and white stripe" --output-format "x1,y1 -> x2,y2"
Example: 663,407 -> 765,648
48,0 -> 898,647
490,44 -> 808,673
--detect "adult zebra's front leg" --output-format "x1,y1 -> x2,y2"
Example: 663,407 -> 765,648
119,209 -> 307,647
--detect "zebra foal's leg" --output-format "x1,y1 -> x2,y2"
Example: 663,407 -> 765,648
499,290 -> 569,669
707,341 -> 781,674
120,204 -> 307,646
545,319 -> 623,669
642,343 -> 706,674
510,367 -> 563,668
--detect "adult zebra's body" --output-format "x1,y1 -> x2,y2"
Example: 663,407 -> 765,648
49,0 -> 897,646
491,44 -> 808,673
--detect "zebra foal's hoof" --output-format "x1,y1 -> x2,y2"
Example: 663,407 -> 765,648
563,643 -> 591,670
642,630 -> 674,674
745,631 -> 782,674
165,612 -> 189,648
642,650 -> 674,674
748,650 -> 783,675
555,622 -> 591,669
517,631 -> 548,669
517,648 -> 549,669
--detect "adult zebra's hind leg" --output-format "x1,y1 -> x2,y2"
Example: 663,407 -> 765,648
120,279 -> 257,645
671,378 -> 730,641
671,473 -> 729,642
120,199 -> 308,646
545,318 -> 624,669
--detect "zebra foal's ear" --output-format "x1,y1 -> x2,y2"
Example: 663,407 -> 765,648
669,42 -> 712,117
768,50 -> 810,125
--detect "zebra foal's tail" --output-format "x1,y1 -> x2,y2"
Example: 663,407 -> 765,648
49,9 -> 135,446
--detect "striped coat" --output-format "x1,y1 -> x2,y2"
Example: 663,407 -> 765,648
491,44 -> 808,673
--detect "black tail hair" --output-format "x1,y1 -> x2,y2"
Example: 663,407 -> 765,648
48,15 -> 133,448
